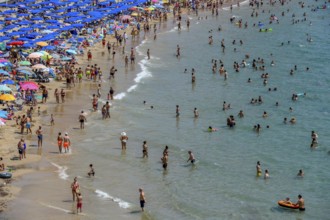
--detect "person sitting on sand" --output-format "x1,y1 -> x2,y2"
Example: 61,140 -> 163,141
0,157 -> 4,171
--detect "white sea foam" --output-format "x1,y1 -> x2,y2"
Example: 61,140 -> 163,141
114,92 -> 126,100
135,59 -> 152,83
127,85 -> 137,93
95,189 -> 131,209
51,162 -> 69,180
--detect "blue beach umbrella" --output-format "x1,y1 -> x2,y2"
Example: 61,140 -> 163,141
0,111 -> 8,119
0,70 -> 10,76
1,79 -> 15,85
43,45 -> 56,50
66,49 -> 77,54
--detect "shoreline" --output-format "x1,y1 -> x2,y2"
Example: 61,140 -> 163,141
0,0 -> 248,218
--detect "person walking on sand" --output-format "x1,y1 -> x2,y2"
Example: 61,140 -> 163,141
79,111 -> 87,129
17,138 -> 25,160
54,88 -> 60,103
76,192 -> 83,214
57,132 -> 63,153
60,89 -> 66,103
139,188 -> 146,212
120,132 -> 128,150
36,126 -> 43,148
71,177 -> 80,202
63,132 -> 71,153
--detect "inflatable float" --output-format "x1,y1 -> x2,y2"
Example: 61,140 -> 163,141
278,200 -> 299,209
0,172 -> 12,179
260,28 -> 273,32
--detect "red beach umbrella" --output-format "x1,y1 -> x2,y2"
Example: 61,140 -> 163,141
7,41 -> 24,46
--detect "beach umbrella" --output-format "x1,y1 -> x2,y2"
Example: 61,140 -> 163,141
17,69 -> 33,76
1,79 -> 15,85
28,52 -> 43,58
66,49 -> 77,55
19,81 -> 39,90
0,85 -> 12,92
41,30 -> 54,34
0,111 -> 7,119
43,45 -> 56,50
121,15 -> 132,21
0,94 -> 16,101
0,70 -> 10,76
0,59 -> 10,63
19,60 -> 32,66
51,54 -> 61,59
7,41 -> 24,46
32,64 -> 47,69
36,42 -> 48,47
61,56 -> 72,61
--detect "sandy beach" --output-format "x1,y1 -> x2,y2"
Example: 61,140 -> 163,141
2,0 -> 328,219
0,0 -> 183,217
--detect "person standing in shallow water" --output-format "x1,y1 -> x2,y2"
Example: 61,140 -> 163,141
139,188 -> 146,212
256,161 -> 262,176
120,132 -> 128,150
78,111 -> 86,129
142,141 -> 148,158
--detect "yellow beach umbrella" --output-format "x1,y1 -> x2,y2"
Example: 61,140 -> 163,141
36,41 -> 48,47
0,94 -> 16,101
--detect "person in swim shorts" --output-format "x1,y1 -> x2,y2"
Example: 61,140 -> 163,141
63,133 -> 71,153
296,194 -> 305,211
187,151 -> 195,164
139,188 -> 146,211
36,126 -> 43,148
77,192 -> 83,213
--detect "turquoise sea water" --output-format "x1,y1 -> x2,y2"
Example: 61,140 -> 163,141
5,1 -> 329,220
68,1 -> 330,219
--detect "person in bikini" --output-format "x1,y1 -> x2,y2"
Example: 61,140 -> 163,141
57,132 -> 63,153
71,177 -> 80,201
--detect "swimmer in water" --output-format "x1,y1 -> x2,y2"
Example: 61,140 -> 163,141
256,161 -> 262,176
297,169 -> 304,177
264,169 -> 270,179
208,126 -> 217,132
187,151 -> 195,164
194,108 -> 199,118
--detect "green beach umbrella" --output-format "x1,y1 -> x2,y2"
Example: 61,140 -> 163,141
19,60 -> 31,66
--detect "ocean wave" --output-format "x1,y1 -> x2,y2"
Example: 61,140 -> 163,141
95,189 -> 131,209
51,162 -> 69,180
114,92 -> 126,100
127,85 -> 137,93
135,59 -> 152,83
